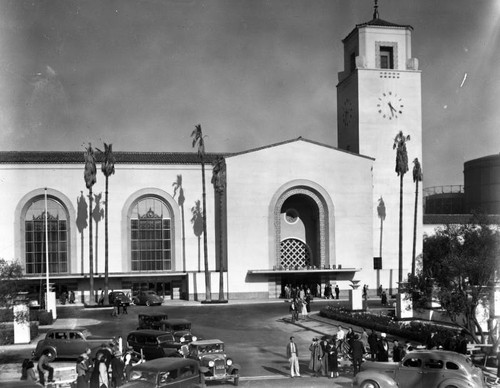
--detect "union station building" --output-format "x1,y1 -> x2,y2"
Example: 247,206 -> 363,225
0,10 -> 423,302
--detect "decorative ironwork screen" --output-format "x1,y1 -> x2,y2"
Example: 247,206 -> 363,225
280,238 -> 311,268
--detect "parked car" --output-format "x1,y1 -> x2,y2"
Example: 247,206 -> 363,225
188,339 -> 240,386
33,328 -> 115,361
109,291 -> 131,306
126,330 -> 181,360
149,319 -> 199,348
353,350 -> 489,388
122,357 -> 202,388
137,313 -> 169,330
132,291 -> 163,306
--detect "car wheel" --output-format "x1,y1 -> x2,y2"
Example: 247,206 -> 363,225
360,380 -> 380,388
146,300 -> 151,306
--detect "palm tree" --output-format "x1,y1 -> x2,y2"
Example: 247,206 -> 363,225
393,131 -> 410,285
411,158 -> 422,277
191,124 -> 210,301
76,191 -> 88,275
84,143 -> 97,305
191,200 -> 203,273
172,175 -> 186,272
99,143 -> 115,305
92,192 -> 104,274
211,156 -> 226,301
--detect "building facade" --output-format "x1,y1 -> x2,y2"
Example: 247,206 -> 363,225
0,10 -> 423,301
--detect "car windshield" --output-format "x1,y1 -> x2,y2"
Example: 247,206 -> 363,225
114,292 -> 126,296
129,370 -> 157,384
158,335 -> 174,343
198,343 -> 223,353
173,324 -> 190,331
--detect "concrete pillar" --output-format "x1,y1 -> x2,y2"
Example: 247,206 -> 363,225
396,292 -> 413,319
349,280 -> 363,310
46,291 -> 57,320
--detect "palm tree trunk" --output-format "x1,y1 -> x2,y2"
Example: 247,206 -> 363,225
218,193 -> 224,301
398,175 -> 404,285
94,221 -> 99,275
201,161 -> 211,301
104,176 -> 109,305
181,204 -> 186,272
197,236 -> 201,272
89,188 -> 95,305
80,233 -> 84,275
411,179 -> 419,277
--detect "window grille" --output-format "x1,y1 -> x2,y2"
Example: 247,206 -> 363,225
280,238 -> 311,268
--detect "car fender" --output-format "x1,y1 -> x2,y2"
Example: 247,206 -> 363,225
437,379 -> 469,388
199,366 -> 210,374
228,364 -> 240,375
354,370 -> 398,388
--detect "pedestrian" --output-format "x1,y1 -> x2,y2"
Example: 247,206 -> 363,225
392,340 -> 403,362
456,330 -> 468,355
37,350 -> 55,386
286,336 -> 301,378
121,301 -> 128,314
377,284 -> 383,297
69,290 -> 76,304
98,289 -> 104,306
362,284 -> 368,301
305,292 -> 312,314
336,325 -> 345,354
300,298 -> 308,319
319,337 -> 329,376
289,298 -> 298,323
368,330 -> 378,361
90,351 -> 109,388
308,337 -> 324,377
112,297 -> 121,317
381,289 -> 387,306
360,329 -> 369,350
346,327 -> 356,347
316,283 -> 321,298
327,337 -> 339,378
334,285 -> 340,299
376,333 -> 389,361
350,334 -> 365,376
22,359 -> 37,382
76,353 -> 90,388
324,283 -> 332,299
425,331 -> 438,350
110,350 -> 125,387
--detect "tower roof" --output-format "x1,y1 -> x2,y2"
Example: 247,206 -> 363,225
342,17 -> 413,43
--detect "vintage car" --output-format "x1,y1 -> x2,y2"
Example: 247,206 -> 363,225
126,330 -> 181,360
33,327 -> 115,360
137,313 -> 170,330
109,291 -> 132,306
149,319 -> 199,348
353,350 -> 489,388
188,339 -> 240,386
122,357 -> 203,388
132,290 -> 163,306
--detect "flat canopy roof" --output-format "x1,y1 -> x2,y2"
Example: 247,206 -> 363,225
247,268 -> 361,275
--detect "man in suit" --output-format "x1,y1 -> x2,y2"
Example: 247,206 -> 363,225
350,334 -> 366,376
286,336 -> 301,378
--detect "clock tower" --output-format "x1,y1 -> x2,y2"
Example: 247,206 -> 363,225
337,5 -> 423,290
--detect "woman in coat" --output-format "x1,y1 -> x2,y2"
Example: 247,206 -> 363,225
327,338 -> 339,378
308,338 -> 324,377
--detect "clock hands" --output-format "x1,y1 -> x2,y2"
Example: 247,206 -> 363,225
388,102 -> 397,116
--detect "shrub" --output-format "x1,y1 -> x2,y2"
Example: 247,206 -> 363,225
38,310 -> 53,326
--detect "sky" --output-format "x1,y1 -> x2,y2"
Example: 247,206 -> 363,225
0,0 -> 499,189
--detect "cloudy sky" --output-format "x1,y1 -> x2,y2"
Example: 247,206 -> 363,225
0,0 -> 499,188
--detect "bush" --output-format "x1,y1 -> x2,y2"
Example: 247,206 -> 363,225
319,305 -> 461,345
38,310 -> 53,326
0,321 -> 39,345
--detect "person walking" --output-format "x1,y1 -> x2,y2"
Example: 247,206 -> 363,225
289,298 -> 298,323
319,337 -> 329,377
110,350 -> 125,387
37,351 -> 55,386
351,334 -> 366,376
334,285 -> 340,299
90,352 -> 109,388
286,336 -> 301,378
76,353 -> 90,388
308,338 -> 324,377
392,340 -> 403,362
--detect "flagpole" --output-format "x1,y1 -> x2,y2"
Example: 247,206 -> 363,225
44,188 -> 50,310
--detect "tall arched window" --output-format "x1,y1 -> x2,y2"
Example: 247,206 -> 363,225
131,197 -> 172,271
25,198 -> 68,274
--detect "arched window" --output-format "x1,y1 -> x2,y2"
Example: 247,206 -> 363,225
25,198 -> 68,274
130,197 -> 172,271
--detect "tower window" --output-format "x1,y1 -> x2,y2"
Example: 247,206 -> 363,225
380,46 -> 394,69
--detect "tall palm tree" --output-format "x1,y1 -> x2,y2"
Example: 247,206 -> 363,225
172,175 -> 186,272
393,131 -> 410,285
76,191 -> 88,275
92,192 -> 104,274
99,143 -> 115,305
191,200 -> 203,273
191,124 -> 211,301
84,143 -> 97,305
211,156 -> 226,301
411,158 -> 423,277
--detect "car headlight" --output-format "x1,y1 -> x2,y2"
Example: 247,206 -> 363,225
180,337 -> 185,343
192,336 -> 197,342
208,361 -> 215,367
227,358 -> 233,366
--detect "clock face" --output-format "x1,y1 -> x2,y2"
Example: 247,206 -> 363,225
342,98 -> 354,126
377,91 -> 404,120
